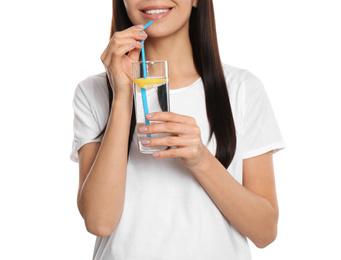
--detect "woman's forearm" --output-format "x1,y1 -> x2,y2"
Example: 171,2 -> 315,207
78,97 -> 133,237
189,148 -> 278,248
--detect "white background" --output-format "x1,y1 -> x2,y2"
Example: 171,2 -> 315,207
0,0 -> 340,259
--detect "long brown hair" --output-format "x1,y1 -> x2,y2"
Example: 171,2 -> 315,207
97,0 -> 236,168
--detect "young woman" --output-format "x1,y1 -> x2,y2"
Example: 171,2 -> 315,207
70,0 -> 285,259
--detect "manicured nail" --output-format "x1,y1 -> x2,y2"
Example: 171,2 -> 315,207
137,41 -> 143,47
135,24 -> 144,29
139,126 -> 147,132
146,113 -> 154,119
140,32 -> 147,38
153,153 -> 160,158
129,43 -> 136,47
141,139 -> 150,145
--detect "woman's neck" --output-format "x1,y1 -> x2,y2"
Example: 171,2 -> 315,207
144,28 -> 200,89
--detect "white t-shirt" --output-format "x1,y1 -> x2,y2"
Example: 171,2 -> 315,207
70,64 -> 285,260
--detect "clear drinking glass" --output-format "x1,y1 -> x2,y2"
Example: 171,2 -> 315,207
133,60 -> 170,154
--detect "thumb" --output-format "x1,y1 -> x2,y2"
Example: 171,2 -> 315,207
127,45 -> 142,62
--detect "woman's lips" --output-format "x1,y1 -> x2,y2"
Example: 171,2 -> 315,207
144,8 -> 171,15
140,6 -> 173,20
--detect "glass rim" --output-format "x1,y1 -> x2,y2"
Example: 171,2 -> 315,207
132,60 -> 168,65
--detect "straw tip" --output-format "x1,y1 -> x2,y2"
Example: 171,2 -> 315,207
144,20 -> 154,29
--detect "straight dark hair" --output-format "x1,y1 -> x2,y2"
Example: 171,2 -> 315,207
97,0 -> 236,168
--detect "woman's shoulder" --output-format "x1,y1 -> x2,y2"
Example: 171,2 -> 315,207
221,63 -> 265,95
74,72 -> 109,109
77,72 -> 108,97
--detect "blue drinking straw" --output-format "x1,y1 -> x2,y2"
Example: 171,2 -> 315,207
141,21 -> 153,137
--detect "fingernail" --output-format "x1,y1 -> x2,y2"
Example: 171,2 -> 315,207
139,126 -> 147,132
146,113 -> 154,119
137,41 -> 143,47
135,24 -> 144,29
140,32 -> 147,38
129,43 -> 136,47
153,153 -> 160,158
141,139 -> 150,145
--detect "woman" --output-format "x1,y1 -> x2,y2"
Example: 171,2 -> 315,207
70,0 -> 285,259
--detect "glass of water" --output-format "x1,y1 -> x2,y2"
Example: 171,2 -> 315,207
133,60 -> 170,154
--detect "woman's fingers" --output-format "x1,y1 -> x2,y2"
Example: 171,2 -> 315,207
101,25 -> 147,68
146,112 -> 197,125
141,135 -> 201,151
139,122 -> 200,136
140,112 -> 206,166
152,147 -> 202,162
127,43 -> 143,62
101,37 -> 145,69
99,25 -> 148,95
140,112 -> 200,136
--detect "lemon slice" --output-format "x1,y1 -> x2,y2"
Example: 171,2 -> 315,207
133,78 -> 167,89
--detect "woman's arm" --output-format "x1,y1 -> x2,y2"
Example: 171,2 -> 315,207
189,149 -> 278,248
140,112 -> 279,247
76,25 -> 147,237
78,98 -> 132,238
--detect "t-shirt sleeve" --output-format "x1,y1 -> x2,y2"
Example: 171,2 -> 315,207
70,85 -> 102,163
241,72 -> 285,159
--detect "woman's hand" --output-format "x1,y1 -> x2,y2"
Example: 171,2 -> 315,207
138,112 -> 208,167
100,25 -> 147,99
